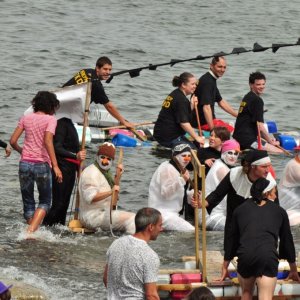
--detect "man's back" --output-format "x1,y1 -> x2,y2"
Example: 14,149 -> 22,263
107,235 -> 160,300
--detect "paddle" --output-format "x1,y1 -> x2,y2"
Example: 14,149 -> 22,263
109,147 -> 124,237
68,81 -> 92,232
194,104 -> 203,137
99,121 -> 154,131
257,122 -> 276,179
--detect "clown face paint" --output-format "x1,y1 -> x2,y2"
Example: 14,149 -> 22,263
221,150 -> 239,166
175,151 -> 191,168
97,155 -> 113,171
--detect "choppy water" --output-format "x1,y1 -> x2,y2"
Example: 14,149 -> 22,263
0,0 -> 300,299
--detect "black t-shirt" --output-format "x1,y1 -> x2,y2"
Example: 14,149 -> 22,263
225,199 -> 295,277
154,88 -> 192,145
192,72 -> 222,126
233,91 -> 264,149
63,68 -> 109,105
197,146 -> 221,175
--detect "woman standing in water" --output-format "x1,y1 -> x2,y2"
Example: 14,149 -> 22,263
10,91 -> 62,234
153,72 -> 204,148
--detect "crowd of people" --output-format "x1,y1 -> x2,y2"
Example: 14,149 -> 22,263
1,55 -> 300,299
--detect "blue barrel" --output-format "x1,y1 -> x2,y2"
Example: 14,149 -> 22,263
278,135 -> 297,150
112,133 -> 137,147
266,121 -> 278,134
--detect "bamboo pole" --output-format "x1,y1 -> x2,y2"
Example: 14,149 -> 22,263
99,121 -> 154,131
159,269 -> 201,275
68,81 -> 92,231
191,150 -> 200,269
201,164 -> 207,282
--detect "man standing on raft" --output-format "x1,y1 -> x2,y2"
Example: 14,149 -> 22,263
192,56 -> 237,132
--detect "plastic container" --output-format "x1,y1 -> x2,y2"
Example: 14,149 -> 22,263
266,121 -> 278,134
112,133 -> 137,147
171,273 -> 202,284
109,129 -> 134,137
278,135 -> 297,150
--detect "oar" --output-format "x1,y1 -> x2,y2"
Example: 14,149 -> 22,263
190,150 -> 201,270
257,122 -> 276,178
68,81 -> 92,231
129,127 -> 147,142
194,104 -> 203,137
110,147 -> 124,237
99,121 -> 154,131
260,137 -> 293,157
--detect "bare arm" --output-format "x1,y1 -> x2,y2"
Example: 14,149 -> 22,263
103,264 -> 108,288
202,104 -> 215,130
104,101 -> 134,128
10,127 -> 24,154
258,122 -> 278,145
144,282 -> 160,300
180,122 -> 205,146
218,99 -> 238,117
44,131 -> 63,183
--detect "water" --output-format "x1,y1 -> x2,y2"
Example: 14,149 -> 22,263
0,0 -> 300,299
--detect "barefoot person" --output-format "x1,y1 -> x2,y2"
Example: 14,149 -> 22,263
222,178 -> 300,299
10,91 -> 62,233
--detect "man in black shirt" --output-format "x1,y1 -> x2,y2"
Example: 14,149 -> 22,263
193,56 -> 237,131
233,72 -> 282,153
63,56 -> 133,128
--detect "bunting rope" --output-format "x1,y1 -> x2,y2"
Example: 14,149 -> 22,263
106,38 -> 300,83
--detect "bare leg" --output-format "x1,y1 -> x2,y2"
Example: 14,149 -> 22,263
256,275 -> 277,300
27,208 -> 46,233
238,273 -> 256,300
263,143 -> 283,154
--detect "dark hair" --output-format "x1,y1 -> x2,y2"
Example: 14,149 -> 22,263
249,72 -> 266,84
250,177 -> 270,204
172,72 -> 194,87
96,56 -> 112,68
135,207 -> 161,233
211,126 -> 230,142
185,286 -> 215,300
0,289 -> 11,300
31,91 -> 60,114
211,56 -> 225,65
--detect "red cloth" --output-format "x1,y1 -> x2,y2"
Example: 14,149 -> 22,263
201,119 -> 234,133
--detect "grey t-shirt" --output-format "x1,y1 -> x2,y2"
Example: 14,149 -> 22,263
106,235 -> 160,300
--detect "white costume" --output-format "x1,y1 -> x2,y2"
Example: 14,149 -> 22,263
279,158 -> 300,226
148,161 -> 194,232
79,163 -> 135,233
200,159 -> 229,230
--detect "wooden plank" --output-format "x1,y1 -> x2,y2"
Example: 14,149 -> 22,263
159,269 -> 200,275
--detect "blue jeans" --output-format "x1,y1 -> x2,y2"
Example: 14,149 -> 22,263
19,161 -> 52,220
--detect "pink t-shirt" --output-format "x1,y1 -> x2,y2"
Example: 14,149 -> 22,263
18,112 -> 57,167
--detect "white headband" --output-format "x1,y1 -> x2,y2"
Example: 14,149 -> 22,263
251,157 -> 271,166
263,180 -> 276,194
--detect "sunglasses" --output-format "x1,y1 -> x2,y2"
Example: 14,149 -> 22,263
227,151 -> 239,156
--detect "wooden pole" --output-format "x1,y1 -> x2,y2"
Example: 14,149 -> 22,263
191,150 -> 200,269
68,81 -> 92,228
201,164 -> 207,282
194,105 -> 203,137
99,121 -> 154,131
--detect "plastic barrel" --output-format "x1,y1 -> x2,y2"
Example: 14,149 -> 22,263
266,121 -> 278,133
278,135 -> 297,150
112,133 -> 137,147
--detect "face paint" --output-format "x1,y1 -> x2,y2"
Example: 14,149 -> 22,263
175,151 -> 191,168
97,155 -> 113,170
221,150 -> 239,166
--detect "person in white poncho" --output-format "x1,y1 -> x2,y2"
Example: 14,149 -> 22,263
200,139 -> 240,231
148,142 -> 195,232
79,142 -> 135,233
279,145 -> 300,226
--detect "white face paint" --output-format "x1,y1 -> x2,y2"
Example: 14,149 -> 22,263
221,150 -> 239,166
96,155 -> 113,171
175,151 -> 191,168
